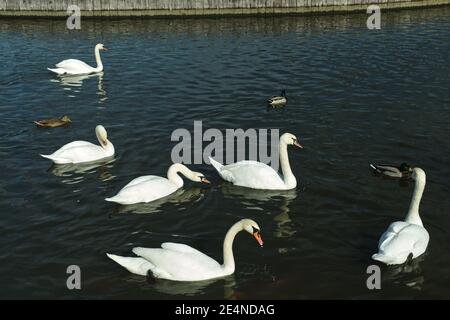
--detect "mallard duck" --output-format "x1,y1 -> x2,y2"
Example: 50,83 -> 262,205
370,163 -> 412,178
267,90 -> 287,106
34,115 -> 72,128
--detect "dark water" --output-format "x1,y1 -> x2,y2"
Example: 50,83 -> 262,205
1,7 -> 450,299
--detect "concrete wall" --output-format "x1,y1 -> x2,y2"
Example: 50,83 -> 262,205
0,0 -> 449,17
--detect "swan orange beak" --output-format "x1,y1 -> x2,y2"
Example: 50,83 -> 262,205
253,231 -> 264,247
293,140 -> 303,148
201,177 -> 211,184
103,47 -> 108,51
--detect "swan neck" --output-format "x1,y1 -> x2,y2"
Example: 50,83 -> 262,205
280,141 -> 296,189
405,175 -> 426,226
222,221 -> 243,274
167,164 -> 191,188
103,139 -> 114,154
94,46 -> 103,72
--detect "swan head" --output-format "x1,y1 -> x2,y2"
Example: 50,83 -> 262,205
281,133 -> 302,149
241,219 -> 263,247
191,171 -> 211,184
411,167 -> 426,183
96,43 -> 108,51
95,125 -> 108,147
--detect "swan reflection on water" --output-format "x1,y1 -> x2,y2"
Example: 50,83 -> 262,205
110,187 -> 207,215
220,183 -> 298,239
124,273 -> 237,297
47,156 -> 116,183
381,254 -> 426,290
50,72 -> 107,102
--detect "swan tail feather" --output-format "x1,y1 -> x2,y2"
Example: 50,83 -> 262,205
47,67 -> 66,75
106,253 -> 154,276
208,156 -> 223,172
40,154 -> 70,164
372,253 -> 399,265
105,196 -> 124,204
40,154 -> 55,160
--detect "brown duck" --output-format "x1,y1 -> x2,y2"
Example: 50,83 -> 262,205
34,115 -> 72,128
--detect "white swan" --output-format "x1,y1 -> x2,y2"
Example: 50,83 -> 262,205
40,125 -> 114,164
372,167 -> 429,265
209,133 -> 302,190
47,43 -> 108,75
107,219 -> 263,281
105,163 -> 210,205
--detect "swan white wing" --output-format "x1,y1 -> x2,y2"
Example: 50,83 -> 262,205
48,143 -> 106,164
56,59 -> 90,68
161,242 -> 207,254
220,161 -> 286,189
373,221 -> 429,265
121,175 -> 161,189
52,140 -> 95,154
55,59 -> 95,74
106,254 -> 154,276
106,176 -> 178,205
132,246 -> 222,281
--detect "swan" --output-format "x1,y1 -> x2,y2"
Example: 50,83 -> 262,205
47,43 -> 108,75
209,133 -> 302,190
40,125 -> 114,164
105,163 -> 210,205
370,163 -> 412,178
106,218 -> 263,281
268,90 -> 287,106
372,167 -> 429,265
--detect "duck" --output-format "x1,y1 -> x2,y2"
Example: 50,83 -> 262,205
40,125 -> 114,164
370,163 -> 412,178
372,167 -> 429,265
267,90 -> 287,106
209,132 -> 302,190
47,43 -> 108,76
34,115 -> 72,128
106,218 -> 263,281
105,163 -> 210,205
